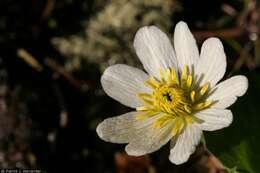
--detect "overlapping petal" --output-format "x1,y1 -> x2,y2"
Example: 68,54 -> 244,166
195,108 -> 233,131
169,124 -> 202,165
174,21 -> 199,71
134,26 -> 178,79
125,117 -> 174,156
101,64 -> 150,108
97,111 -> 160,144
208,75 -> 248,108
195,37 -> 227,87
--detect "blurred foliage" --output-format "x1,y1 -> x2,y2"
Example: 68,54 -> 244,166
0,0 -> 259,173
206,71 -> 260,173
52,0 -> 177,71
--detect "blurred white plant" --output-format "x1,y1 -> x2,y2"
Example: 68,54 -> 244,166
96,21 -> 248,165
52,0 -> 178,71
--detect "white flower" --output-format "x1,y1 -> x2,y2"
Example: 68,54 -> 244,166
96,21 -> 248,165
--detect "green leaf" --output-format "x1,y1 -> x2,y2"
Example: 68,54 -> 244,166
227,167 -> 239,173
205,71 -> 260,173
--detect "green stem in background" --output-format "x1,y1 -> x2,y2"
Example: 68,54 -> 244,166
194,139 -> 244,173
227,167 -> 240,173
200,132 -> 206,145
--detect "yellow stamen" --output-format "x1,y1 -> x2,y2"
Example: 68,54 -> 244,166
136,106 -> 150,111
184,105 -> 192,113
194,100 -> 212,110
170,67 -> 179,84
200,83 -> 209,96
190,91 -> 196,102
142,98 -> 154,105
186,75 -> 193,88
159,68 -> 166,83
144,77 -> 160,89
137,93 -> 152,98
181,65 -> 188,81
166,68 -> 171,80
135,65 -> 214,135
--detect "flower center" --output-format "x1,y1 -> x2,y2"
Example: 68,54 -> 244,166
153,84 -> 191,116
136,65 -> 213,135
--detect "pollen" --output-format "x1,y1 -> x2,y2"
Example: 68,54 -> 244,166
136,66 -> 213,136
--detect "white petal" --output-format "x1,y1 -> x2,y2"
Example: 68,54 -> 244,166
174,21 -> 199,70
208,75 -> 248,108
195,108 -> 233,131
169,124 -> 202,165
101,64 -> 149,108
134,26 -> 178,78
96,111 -> 160,144
195,37 -> 226,87
125,117 -> 174,156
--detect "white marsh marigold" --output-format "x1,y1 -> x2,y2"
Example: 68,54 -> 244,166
96,21 -> 248,165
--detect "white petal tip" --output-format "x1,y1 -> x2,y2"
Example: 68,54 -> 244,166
125,145 -> 145,157
174,21 -> 199,69
203,37 -> 223,49
135,25 -> 158,35
133,24 -> 177,77
96,121 -> 105,140
176,21 -> 188,28
100,64 -> 123,92
169,154 -> 190,165
174,21 -> 191,35
100,65 -> 115,85
96,118 -> 119,143
237,75 -> 249,96
222,110 -> 233,128
174,21 -> 190,35
196,109 -> 233,131
134,25 -> 160,46
168,125 -> 201,165
206,37 -> 221,44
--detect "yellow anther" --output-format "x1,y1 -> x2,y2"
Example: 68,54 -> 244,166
181,65 -> 189,88
190,91 -> 196,102
184,105 -> 191,113
203,100 -> 212,108
166,68 -> 175,84
186,75 -> 193,88
194,101 -> 212,110
181,65 -> 188,81
144,77 -> 160,89
172,126 -> 178,136
137,93 -> 152,99
136,106 -> 150,111
166,68 -> 171,78
193,103 -> 204,110
159,68 -> 166,82
142,98 -> 153,105
170,67 -> 179,84
200,83 -> 209,96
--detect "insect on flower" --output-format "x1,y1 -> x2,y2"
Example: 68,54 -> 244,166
96,21 -> 248,165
